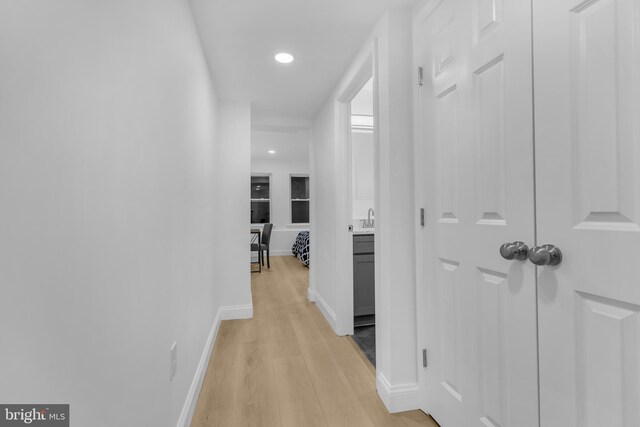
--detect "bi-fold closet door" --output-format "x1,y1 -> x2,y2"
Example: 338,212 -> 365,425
534,0 -> 640,425
417,0 -> 539,425
416,0 -> 640,426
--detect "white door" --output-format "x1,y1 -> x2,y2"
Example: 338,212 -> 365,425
534,0 -> 640,425
416,0 -> 539,425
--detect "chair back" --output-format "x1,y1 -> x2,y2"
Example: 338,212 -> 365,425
261,223 -> 273,247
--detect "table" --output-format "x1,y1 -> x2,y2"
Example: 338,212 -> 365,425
251,228 -> 262,273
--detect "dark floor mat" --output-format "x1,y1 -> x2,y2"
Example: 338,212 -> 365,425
352,325 -> 375,367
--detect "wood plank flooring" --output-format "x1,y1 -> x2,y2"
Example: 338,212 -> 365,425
191,255 -> 438,427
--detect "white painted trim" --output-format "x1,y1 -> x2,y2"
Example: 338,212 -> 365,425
313,291 -> 339,334
333,49 -> 376,339
412,0 -> 442,415
269,250 -> 296,257
176,303 -> 254,427
376,372 -> 421,413
218,304 -> 253,320
334,99 -> 355,337
308,96 -> 318,328
176,312 -> 221,427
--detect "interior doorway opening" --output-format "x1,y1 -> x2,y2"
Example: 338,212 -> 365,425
331,51 -> 379,369
349,77 -> 376,366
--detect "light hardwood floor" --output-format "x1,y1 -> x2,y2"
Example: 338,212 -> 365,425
191,255 -> 438,427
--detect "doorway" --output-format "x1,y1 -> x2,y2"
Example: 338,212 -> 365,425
350,78 -> 376,366
333,54 -> 378,341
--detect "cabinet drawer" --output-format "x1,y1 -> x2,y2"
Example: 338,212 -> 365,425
353,234 -> 374,254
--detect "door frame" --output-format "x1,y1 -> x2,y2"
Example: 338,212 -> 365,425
334,51 -> 377,336
412,0 -> 455,414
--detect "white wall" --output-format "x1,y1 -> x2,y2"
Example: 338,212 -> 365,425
215,103 -> 252,306
352,131 -> 375,221
0,1 -> 251,426
310,103 -> 339,325
310,7 -> 419,412
379,9 -> 419,410
251,129 -> 310,256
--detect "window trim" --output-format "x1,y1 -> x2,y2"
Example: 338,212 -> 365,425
289,174 -> 310,225
251,174 -> 271,225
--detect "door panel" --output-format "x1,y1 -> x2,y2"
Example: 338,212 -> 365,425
474,0 -> 502,43
438,258 -> 463,404
569,0 -> 640,230
436,84 -> 460,222
534,0 -> 640,426
417,0 -> 538,425
575,292 -> 640,427
473,55 -> 506,225
475,266 -> 509,427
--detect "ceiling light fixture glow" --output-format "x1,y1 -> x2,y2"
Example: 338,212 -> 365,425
268,150 -> 276,154
275,53 -> 294,64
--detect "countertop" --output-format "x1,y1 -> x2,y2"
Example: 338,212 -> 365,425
353,228 -> 375,235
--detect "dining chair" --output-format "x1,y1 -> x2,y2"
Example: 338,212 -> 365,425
251,223 -> 273,269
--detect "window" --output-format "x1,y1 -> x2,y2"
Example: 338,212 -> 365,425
251,176 -> 270,224
290,175 -> 309,224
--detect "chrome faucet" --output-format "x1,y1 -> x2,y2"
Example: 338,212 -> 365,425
364,208 -> 375,228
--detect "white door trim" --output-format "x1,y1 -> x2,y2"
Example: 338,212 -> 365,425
334,51 -> 376,336
412,0 -> 446,414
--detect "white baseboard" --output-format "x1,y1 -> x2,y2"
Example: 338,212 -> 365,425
269,250 -> 295,257
307,287 -> 316,302
250,250 -> 294,259
176,303 -> 253,427
314,291 -> 338,333
176,311 -> 221,427
219,304 -> 253,320
376,372 -> 421,413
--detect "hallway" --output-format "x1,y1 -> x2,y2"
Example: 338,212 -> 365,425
191,256 -> 437,427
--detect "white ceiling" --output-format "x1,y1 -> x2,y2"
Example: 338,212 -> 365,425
190,0 -> 417,123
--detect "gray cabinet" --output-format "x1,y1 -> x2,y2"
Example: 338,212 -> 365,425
353,234 -> 375,317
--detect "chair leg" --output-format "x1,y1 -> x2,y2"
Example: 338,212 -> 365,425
261,250 -> 264,266
267,249 -> 270,269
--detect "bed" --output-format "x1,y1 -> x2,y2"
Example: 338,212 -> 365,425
292,231 -> 310,267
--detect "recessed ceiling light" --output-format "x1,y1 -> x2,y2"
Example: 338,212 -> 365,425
268,150 -> 276,154
275,53 -> 294,64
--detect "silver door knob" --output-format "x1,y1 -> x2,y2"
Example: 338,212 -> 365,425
499,241 -> 529,261
528,244 -> 562,266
